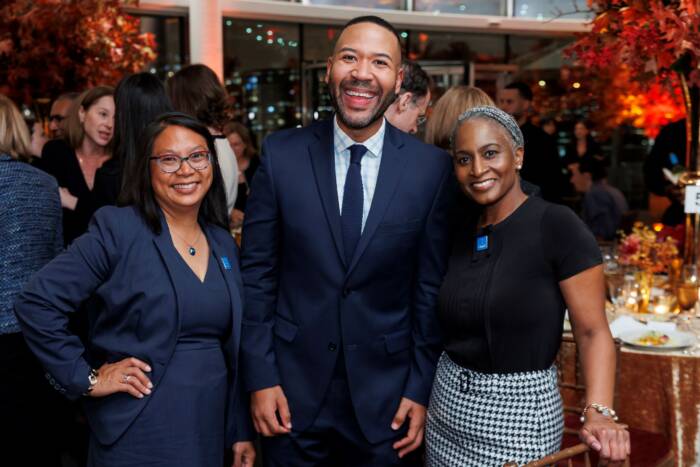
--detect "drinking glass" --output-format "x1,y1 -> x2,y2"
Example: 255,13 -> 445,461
678,265 -> 699,312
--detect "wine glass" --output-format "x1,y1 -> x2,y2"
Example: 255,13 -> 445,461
678,265 -> 699,312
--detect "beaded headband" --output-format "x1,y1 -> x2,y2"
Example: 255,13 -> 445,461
450,105 -> 525,150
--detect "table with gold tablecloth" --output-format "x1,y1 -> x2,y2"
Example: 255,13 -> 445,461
616,345 -> 700,466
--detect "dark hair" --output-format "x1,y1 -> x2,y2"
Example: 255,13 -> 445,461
339,15 -> 403,62
577,156 -> 606,181
113,73 -> 173,188
400,60 -> 431,101
120,112 -> 229,234
504,81 -> 533,102
167,64 -> 229,131
574,118 -> 593,130
222,120 -> 257,160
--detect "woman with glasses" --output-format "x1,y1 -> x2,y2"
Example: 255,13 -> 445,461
15,113 -> 256,467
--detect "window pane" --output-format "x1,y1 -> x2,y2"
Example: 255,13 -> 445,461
304,0 -> 405,9
408,31 -> 506,62
413,0 -> 504,15
137,15 -> 186,80
223,19 -> 302,144
514,0 -> 592,19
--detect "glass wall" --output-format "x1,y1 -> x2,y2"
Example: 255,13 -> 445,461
223,19 -> 302,141
223,18 -> 579,144
513,0 -> 591,19
413,0 -> 504,15
304,0 -> 405,9
137,15 -> 187,80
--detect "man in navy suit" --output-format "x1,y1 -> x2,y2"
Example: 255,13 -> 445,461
240,15 -> 453,466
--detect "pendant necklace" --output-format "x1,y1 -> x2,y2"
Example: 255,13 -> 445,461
172,227 -> 202,256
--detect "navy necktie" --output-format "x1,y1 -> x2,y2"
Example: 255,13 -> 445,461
341,144 -> 367,264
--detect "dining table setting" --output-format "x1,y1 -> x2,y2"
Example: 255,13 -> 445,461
564,222 -> 700,465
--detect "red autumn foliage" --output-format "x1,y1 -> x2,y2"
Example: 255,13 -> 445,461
0,0 -> 157,104
565,0 -> 699,136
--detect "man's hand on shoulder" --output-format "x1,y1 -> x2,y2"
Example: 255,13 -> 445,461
391,397 -> 426,458
250,385 -> 292,437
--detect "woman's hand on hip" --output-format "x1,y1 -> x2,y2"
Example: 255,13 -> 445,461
89,357 -> 153,399
232,441 -> 255,467
580,412 -> 630,465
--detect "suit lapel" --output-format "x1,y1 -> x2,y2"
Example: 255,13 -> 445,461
206,228 -> 243,366
308,120 -> 346,267
346,124 -> 408,277
152,218 -> 185,338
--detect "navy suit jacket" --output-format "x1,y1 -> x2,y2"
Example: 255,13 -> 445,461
240,119 -> 453,443
15,206 -> 253,446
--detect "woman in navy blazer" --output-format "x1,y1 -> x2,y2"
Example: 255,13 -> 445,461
16,113 -> 255,467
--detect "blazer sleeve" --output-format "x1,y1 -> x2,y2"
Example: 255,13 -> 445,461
403,154 -> 454,406
226,373 -> 256,445
14,209 -> 118,400
239,138 -> 282,392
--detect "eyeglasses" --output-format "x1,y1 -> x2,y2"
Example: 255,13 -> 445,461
150,151 -> 211,173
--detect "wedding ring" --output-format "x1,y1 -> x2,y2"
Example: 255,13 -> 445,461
122,374 -> 131,383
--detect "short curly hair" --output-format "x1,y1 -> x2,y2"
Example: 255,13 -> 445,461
400,60 -> 431,102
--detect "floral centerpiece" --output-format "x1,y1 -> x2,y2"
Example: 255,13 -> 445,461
618,223 -> 680,273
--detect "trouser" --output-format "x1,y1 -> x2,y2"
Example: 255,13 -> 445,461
261,376 -> 421,467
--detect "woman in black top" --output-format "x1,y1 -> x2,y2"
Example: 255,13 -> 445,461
425,106 -> 629,466
41,86 -> 114,246
92,73 -> 173,209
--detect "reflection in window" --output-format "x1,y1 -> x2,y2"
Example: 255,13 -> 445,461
137,15 -> 187,80
514,0 -> 591,19
223,19 -> 302,145
413,0 -> 503,15
303,0 -> 404,9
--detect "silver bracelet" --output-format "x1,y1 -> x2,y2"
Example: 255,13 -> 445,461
84,368 -> 99,395
580,403 -> 619,423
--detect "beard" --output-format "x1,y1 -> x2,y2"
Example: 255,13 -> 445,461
328,76 -> 397,130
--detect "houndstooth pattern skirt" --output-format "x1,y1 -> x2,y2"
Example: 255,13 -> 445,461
426,352 -> 563,467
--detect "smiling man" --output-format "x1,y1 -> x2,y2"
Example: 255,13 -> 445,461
240,15 -> 453,467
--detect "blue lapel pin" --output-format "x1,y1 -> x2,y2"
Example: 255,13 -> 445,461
476,235 -> 489,252
221,256 -> 232,270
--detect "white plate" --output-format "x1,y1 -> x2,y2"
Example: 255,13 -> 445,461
619,329 -> 697,350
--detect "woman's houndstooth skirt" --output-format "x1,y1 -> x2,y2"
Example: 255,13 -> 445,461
426,353 -> 563,466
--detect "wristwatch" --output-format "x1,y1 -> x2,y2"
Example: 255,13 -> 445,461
85,368 -> 99,395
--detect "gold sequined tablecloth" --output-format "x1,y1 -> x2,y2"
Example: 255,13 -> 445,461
615,347 -> 700,466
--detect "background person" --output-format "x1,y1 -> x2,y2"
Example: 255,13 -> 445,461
92,72 -> 173,209
48,92 -> 80,140
41,86 -> 115,246
499,81 -> 565,202
224,121 -> 259,229
568,157 -> 628,241
384,60 -> 431,135
168,64 -> 239,221
425,106 -> 629,466
15,113 -> 255,467
0,94 -> 64,467
424,85 -> 493,150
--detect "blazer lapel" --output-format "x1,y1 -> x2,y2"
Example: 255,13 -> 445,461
206,229 -> 243,366
308,120 -> 346,267
151,218 -> 185,338
346,124 -> 408,277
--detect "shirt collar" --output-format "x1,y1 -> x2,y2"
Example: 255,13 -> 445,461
333,115 -> 385,158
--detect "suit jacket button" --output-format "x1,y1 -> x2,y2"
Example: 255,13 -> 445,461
328,342 -> 337,351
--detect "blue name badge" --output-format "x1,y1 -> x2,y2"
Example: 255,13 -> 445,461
476,235 -> 489,252
221,256 -> 232,270
670,152 -> 679,166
